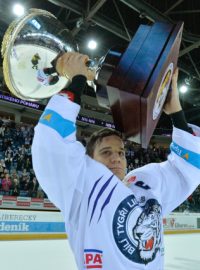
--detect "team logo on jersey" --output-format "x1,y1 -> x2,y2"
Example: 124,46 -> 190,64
113,195 -> 162,264
84,249 -> 103,269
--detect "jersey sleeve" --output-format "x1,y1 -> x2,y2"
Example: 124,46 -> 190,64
162,124 -> 200,214
124,125 -> 200,216
32,95 -> 98,221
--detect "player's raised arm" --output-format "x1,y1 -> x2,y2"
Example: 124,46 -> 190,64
32,52 -> 96,212
124,68 -> 200,215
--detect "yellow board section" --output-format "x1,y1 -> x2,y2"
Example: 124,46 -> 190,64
0,233 -> 67,241
164,229 -> 200,235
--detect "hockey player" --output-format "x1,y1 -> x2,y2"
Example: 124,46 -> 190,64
32,52 -> 200,270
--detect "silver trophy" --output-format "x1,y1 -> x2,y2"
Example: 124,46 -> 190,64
1,9 -> 99,101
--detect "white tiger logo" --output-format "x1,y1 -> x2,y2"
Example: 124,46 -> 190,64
132,201 -> 162,263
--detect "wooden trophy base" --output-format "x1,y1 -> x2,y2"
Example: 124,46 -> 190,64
96,21 -> 183,148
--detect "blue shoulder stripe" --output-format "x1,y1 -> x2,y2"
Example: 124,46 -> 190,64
39,109 -> 76,138
170,142 -> 200,169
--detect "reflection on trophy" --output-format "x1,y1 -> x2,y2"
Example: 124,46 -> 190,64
1,8 -> 183,147
1,9 -> 78,101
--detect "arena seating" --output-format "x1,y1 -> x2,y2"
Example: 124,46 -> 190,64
0,116 -> 199,212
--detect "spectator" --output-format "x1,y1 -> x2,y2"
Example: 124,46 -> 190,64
37,184 -> 45,198
24,157 -> 32,171
12,178 -> 20,196
0,124 -> 5,137
2,173 -> 12,195
0,159 -> 6,174
0,173 -> 4,190
27,177 -> 38,197
5,146 -> 13,158
4,153 -> 13,172
19,175 -> 29,192
16,154 -> 25,173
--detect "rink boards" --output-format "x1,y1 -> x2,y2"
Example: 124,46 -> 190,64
0,209 -> 200,240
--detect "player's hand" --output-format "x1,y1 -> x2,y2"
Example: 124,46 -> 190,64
163,68 -> 182,115
56,52 -> 95,81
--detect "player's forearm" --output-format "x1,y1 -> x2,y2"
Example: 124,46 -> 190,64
170,110 -> 193,134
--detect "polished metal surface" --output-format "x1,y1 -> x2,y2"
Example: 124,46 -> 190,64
2,9 -> 78,100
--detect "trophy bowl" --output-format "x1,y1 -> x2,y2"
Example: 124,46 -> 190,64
1,9 -> 78,101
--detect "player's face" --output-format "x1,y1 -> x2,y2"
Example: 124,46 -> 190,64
93,135 -> 127,180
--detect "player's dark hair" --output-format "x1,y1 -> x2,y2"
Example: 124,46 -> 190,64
86,128 -> 123,157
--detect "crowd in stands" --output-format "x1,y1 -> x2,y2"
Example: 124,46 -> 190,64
0,116 -> 199,212
0,116 -> 46,198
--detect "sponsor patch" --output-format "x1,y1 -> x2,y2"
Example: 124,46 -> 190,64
126,176 -> 137,185
84,249 -> 103,269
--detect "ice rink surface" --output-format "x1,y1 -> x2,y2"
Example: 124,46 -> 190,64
164,233 -> 200,270
1,233 -> 200,270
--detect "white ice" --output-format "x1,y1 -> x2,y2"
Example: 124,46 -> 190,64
0,233 -> 199,270
164,233 -> 200,270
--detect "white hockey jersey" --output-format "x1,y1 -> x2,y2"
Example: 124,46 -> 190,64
32,95 -> 200,270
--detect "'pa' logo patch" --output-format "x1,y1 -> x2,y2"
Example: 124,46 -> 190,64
84,249 -> 103,269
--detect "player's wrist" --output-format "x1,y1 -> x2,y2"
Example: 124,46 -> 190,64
58,75 -> 87,104
58,90 -> 75,102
